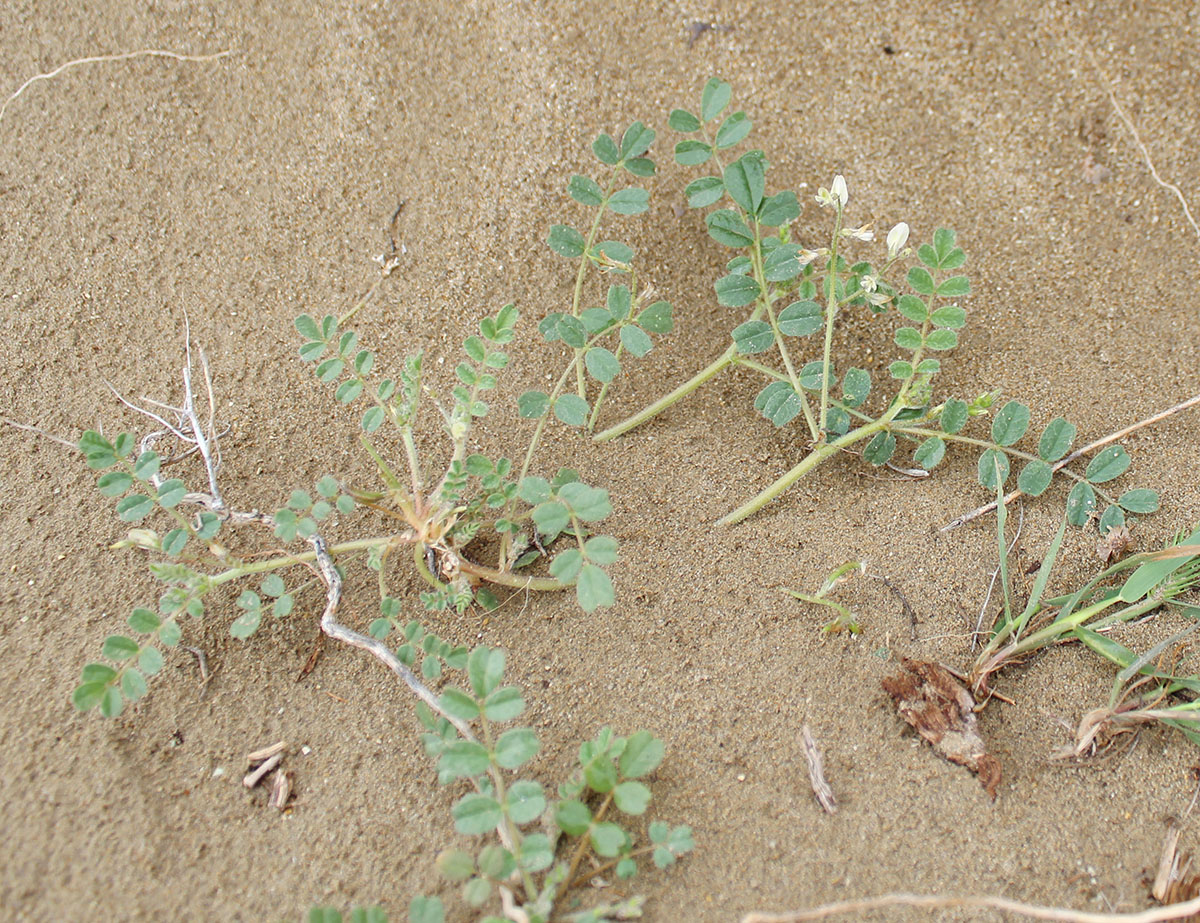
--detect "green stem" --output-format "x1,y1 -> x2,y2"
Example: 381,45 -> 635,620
554,790 -> 614,915
586,273 -> 636,431
571,169 -> 621,400
209,536 -> 402,586
717,411 -> 897,526
589,139 -> 740,443
818,205 -> 845,433
458,559 -> 569,592
784,589 -> 859,631
894,426 -> 1120,506
593,346 -> 738,442
751,225 -> 818,440
478,714 -> 539,902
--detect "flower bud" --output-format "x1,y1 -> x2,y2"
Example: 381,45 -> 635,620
830,174 -> 848,206
886,222 -> 910,257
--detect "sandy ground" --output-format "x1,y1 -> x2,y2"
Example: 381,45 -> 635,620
3,1 -> 1200,920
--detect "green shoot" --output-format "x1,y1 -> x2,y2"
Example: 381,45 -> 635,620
71,119 -> 677,717
302,647 -> 694,922
784,560 -> 865,634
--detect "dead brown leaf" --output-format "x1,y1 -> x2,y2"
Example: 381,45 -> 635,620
882,658 -> 1002,798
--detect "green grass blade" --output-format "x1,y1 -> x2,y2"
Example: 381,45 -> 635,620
994,462 -> 1012,632
1012,514 -> 1068,641
1117,621 -> 1200,685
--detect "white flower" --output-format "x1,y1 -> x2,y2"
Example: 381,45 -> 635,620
842,224 -> 874,242
830,174 -> 848,206
860,272 -> 878,293
797,248 -> 822,267
886,222 -> 910,257
815,186 -> 835,208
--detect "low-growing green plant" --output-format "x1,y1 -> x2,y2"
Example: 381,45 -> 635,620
312,643 -> 692,923
72,119 -> 674,717
596,78 -> 1160,529
65,122 -> 690,918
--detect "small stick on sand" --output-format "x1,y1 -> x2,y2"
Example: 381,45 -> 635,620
801,725 -> 837,815
942,393 -> 1200,532
242,752 -> 283,789
1,418 -> 79,449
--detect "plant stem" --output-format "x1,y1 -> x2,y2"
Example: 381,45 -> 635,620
592,346 -> 738,442
751,226 -> 818,439
571,169 -> 621,400
895,425 -> 1119,505
716,412 -> 895,526
478,712 -> 539,901
817,205 -> 845,433
941,391 -> 1200,531
457,559 -> 569,592
586,272 -> 636,431
554,790 -> 614,916
209,535 -> 402,586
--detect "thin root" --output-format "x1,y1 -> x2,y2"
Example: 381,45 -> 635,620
741,891 -> 1200,922
1,48 -> 234,126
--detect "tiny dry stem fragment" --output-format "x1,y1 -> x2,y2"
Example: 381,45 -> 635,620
801,724 -> 837,814
243,752 -> 282,789
269,770 -> 293,811
246,740 -> 287,764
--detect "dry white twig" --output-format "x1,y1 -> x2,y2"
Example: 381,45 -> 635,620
1,48 -> 234,126
800,724 -> 837,814
1,417 -> 79,449
741,892 -> 1200,922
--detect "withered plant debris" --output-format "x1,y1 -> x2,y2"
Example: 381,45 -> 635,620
1153,820 -> 1200,920
1097,523 -> 1134,565
882,658 -> 1001,798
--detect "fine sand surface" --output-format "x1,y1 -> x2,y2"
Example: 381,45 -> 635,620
3,2 -> 1200,920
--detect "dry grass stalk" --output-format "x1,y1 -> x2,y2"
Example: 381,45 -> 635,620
1,48 -> 234,125
269,770 -> 293,811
